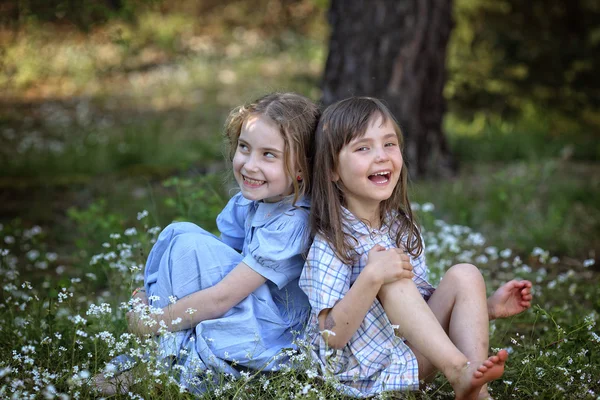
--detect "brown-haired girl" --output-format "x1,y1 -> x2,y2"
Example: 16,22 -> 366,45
299,97 -> 532,399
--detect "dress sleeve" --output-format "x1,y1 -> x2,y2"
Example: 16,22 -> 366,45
216,192 -> 251,252
242,208 -> 310,289
299,235 -> 352,316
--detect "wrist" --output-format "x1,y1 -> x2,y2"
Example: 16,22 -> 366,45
363,264 -> 384,289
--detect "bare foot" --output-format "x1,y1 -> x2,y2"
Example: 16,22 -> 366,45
452,350 -> 508,400
93,369 -> 134,395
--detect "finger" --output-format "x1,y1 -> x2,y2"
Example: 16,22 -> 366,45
400,253 -> 411,262
371,244 -> 386,252
403,262 -> 414,271
396,270 -> 414,279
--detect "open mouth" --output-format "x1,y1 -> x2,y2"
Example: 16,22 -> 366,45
243,175 -> 266,186
368,171 -> 391,184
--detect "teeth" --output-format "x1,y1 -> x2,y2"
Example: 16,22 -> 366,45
244,176 -> 265,185
372,171 -> 389,176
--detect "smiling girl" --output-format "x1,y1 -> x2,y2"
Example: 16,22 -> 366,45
300,97 -> 532,399
96,92 -> 320,395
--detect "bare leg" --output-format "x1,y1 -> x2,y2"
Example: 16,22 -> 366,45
378,264 -> 505,399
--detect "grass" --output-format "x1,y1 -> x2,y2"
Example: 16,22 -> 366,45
411,160 -> 600,258
1,7 -> 599,399
1,190 -> 598,399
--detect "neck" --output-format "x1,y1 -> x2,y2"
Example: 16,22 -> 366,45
345,200 -> 381,229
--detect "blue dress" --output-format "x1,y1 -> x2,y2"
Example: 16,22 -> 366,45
142,192 -> 311,392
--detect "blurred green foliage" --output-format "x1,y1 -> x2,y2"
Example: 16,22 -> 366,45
1,0 -> 159,30
412,160 -> 600,257
447,0 -> 600,130
0,0 -> 598,259
445,107 -> 600,162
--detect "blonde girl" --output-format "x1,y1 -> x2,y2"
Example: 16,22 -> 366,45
97,92 -> 320,394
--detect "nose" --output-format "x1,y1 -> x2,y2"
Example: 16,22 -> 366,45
375,146 -> 390,162
244,152 -> 259,172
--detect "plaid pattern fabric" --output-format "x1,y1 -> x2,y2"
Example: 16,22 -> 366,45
299,208 -> 435,397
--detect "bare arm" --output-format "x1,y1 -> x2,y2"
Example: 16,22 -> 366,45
318,245 -> 414,349
318,267 -> 382,349
128,262 -> 267,336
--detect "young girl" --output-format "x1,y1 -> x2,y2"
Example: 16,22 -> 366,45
299,97 -> 532,400
97,92 -> 320,394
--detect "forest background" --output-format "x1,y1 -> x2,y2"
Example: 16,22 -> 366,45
0,0 -> 599,399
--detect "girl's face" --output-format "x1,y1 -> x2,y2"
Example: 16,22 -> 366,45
333,114 -> 402,218
233,114 -> 295,203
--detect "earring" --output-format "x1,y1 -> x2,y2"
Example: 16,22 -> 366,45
296,175 -> 302,181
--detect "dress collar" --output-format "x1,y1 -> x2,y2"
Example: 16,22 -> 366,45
340,206 -> 391,236
251,195 -> 310,226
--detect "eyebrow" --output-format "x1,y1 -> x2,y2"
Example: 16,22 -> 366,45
261,147 -> 284,154
350,133 -> 397,145
237,138 -> 284,154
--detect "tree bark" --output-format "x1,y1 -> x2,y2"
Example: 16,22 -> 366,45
322,0 -> 456,178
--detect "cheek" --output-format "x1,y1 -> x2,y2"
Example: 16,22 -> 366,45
393,150 -> 403,170
232,153 -> 244,172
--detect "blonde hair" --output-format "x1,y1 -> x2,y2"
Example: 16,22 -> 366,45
311,97 -> 422,264
224,92 -> 321,205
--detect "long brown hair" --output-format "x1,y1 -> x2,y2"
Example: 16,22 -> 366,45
311,97 -> 422,264
224,92 -> 321,204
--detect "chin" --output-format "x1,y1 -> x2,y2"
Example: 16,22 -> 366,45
240,190 -> 261,201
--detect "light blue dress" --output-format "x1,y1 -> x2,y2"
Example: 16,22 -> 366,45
142,192 -> 311,392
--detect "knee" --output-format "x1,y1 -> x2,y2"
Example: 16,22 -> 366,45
162,221 -> 200,235
158,222 -> 216,244
170,232 -> 211,255
446,263 -> 485,289
378,277 -> 418,300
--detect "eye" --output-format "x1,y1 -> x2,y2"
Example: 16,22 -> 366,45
264,152 -> 276,158
355,146 -> 369,152
238,142 -> 249,152
385,141 -> 398,147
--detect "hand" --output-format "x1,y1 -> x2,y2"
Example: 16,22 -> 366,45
126,288 -> 155,336
365,244 -> 414,285
126,306 -> 159,337
487,280 -> 533,320
132,288 -> 148,306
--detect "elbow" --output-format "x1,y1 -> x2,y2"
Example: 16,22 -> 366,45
322,334 -> 348,350
328,341 -> 346,351
213,291 -> 235,318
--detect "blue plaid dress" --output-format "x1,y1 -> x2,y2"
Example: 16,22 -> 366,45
299,208 -> 435,397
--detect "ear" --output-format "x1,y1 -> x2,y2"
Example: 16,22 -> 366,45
331,170 -> 339,182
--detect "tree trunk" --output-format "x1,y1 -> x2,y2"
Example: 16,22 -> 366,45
322,0 -> 456,178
